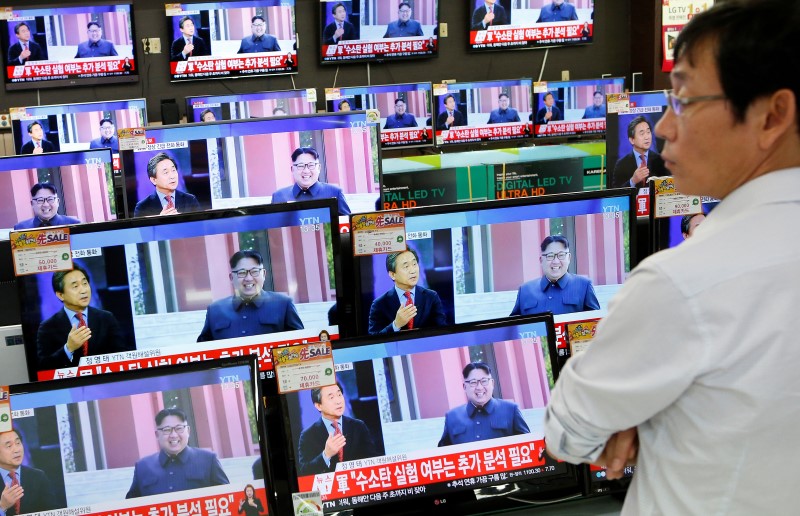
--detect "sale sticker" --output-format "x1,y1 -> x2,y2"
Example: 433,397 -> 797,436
350,211 -> 407,256
653,177 -> 702,218
9,228 -> 73,276
272,342 -> 335,394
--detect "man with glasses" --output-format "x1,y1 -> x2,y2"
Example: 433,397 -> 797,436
14,183 -> 80,230
611,115 -> 668,188
545,2 -> 800,512
383,2 -> 424,38
438,362 -> 530,447
126,408 -> 229,498
271,146 -> 351,216
487,92 -> 521,124
510,235 -> 599,316
197,249 -> 303,342
237,15 -> 281,53
20,121 -> 55,155
134,152 -> 201,217
75,22 -> 118,58
89,118 -> 119,153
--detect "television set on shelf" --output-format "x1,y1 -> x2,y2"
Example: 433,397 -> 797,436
166,0 -> 297,82
185,89 -> 317,122
605,90 -> 670,190
119,112 -> 381,218
0,149 -> 117,241
16,199 -> 342,381
432,78 -> 533,147
268,314 -> 584,513
0,2 -> 138,91
532,76 -> 625,140
351,189 -> 636,337
467,0 -> 593,52
3,356 -> 274,514
9,98 -> 147,170
325,82 -> 433,150
318,0 -> 439,64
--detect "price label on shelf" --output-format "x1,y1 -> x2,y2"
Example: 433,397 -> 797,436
272,343 -> 335,394
9,227 -> 73,276
350,211 -> 407,256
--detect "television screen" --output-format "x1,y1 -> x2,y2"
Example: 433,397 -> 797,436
166,0 -> 297,82
16,200 -> 342,381
605,90 -> 671,189
185,89 -> 316,122
532,77 -> 625,139
274,315 -> 583,512
9,98 -> 147,170
0,149 -> 117,240
4,356 -> 273,514
0,2 -> 138,91
432,78 -> 533,146
120,112 -> 381,218
325,82 -> 433,150
319,0 -> 439,64
467,0 -> 594,52
654,197 -> 718,252
352,189 -> 635,336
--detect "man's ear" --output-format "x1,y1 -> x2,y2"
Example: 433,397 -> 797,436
149,176 -> 157,187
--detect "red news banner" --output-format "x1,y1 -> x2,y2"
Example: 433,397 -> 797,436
170,54 -> 294,75
381,128 -> 432,145
299,438 -> 551,506
470,23 -> 584,45
8,59 -> 132,80
441,123 -> 529,143
322,38 -> 430,60
535,119 -> 606,136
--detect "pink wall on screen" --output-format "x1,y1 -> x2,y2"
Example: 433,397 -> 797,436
0,168 -> 37,223
490,219 -> 550,291
413,346 -> 470,419
493,338 -> 549,408
574,213 -> 626,285
322,128 -> 375,193
99,393 -> 162,469
60,164 -> 113,222
268,226 -> 333,302
227,8 -> 256,40
190,384 -> 255,457
102,12 -> 132,46
243,132 -> 300,195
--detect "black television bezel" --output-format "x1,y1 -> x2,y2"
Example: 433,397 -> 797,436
1,0 -> 139,91
184,88 -> 316,122
266,314 -> 584,514
15,198 -> 344,383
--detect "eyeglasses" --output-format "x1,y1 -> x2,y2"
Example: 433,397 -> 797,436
157,424 -> 188,435
251,23 -> 266,28
664,89 -> 726,116
542,251 -> 569,261
399,8 -> 412,13
292,162 -> 319,171
465,377 -> 492,388
232,267 -> 264,279
32,196 -> 57,205
88,29 -> 102,34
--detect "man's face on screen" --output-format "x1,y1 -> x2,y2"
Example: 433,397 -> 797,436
544,94 -> 554,107
593,93 -> 603,107
463,368 -> 494,408
149,158 -> 179,195
100,122 -> 115,139
333,5 -> 347,22
444,96 -> 456,111
29,123 -> 44,142
57,270 -> 92,312
230,256 -> 265,301
181,19 -> 195,37
389,251 -> 419,291
629,121 -> 652,154
540,241 -> 570,282
315,385 -> 345,420
291,152 -> 321,190
0,431 -> 24,471
16,24 -> 31,43
398,5 -> 412,22
395,100 -> 406,116
156,415 -> 190,456
498,95 -> 510,110
31,187 -> 59,221
88,25 -> 102,43
251,18 -> 266,38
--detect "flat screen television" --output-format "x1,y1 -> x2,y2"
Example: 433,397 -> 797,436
652,197 -> 719,253
0,149 -> 117,241
605,90 -> 670,189
0,2 -> 138,91
467,0 -> 594,52
120,112 -> 381,218
532,77 -> 625,139
185,89 -> 317,122
325,82 -> 433,150
16,199 -> 342,381
3,355 -> 273,514
270,314 -> 583,513
319,0 -> 439,64
432,78 -> 533,147
351,189 -> 635,336
9,98 -> 147,170
166,0 -> 297,82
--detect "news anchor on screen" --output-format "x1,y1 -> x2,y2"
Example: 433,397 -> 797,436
36,266 -> 130,371
171,16 -> 209,60
271,147 -> 352,216
384,98 -> 418,129
126,408 -> 229,498
611,115 -> 668,188
383,2 -> 424,38
535,92 -> 562,125
20,121 -> 55,154
74,22 -> 118,58
472,0 -> 509,30
438,362 -> 530,446
537,0 -> 578,22
436,94 -> 466,130
368,249 -> 447,334
323,2 -> 357,44
89,118 -> 119,153
510,235 -> 600,316
297,383 -> 379,476
14,183 -> 81,230
487,93 -> 521,124
0,429 -> 58,514
197,250 -> 304,342
7,21 -> 47,65
133,152 -> 201,217
238,15 -> 281,53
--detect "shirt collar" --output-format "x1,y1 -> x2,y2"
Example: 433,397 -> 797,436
232,291 -> 265,311
394,285 -> 416,303
466,397 -> 496,417
290,181 -> 321,199
0,466 -> 21,484
322,416 -> 343,434
159,446 -> 191,466
539,272 -> 571,291
63,306 -> 87,325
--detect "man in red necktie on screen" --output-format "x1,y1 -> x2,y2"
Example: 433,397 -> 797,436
472,0 -> 509,30
0,429 -> 58,514
7,21 -> 47,66
133,152 -> 201,217
323,3 -> 356,45
368,248 -> 448,334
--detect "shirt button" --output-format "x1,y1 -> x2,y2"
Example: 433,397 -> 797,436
476,421 -> 481,425
243,315 -> 247,319
241,330 -> 246,334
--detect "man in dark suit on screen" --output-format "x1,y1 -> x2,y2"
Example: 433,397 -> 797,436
611,115 -> 669,188
171,16 -> 210,61
322,3 -> 356,45
368,248 -> 447,334
0,429 -> 58,515
88,118 -> 119,153
14,183 -> 81,230
19,121 -> 55,155
297,383 -> 379,476
36,266 -> 130,371
133,152 -> 201,217
7,22 -> 47,65
237,15 -> 281,53
436,94 -> 466,131
472,0 -> 509,30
